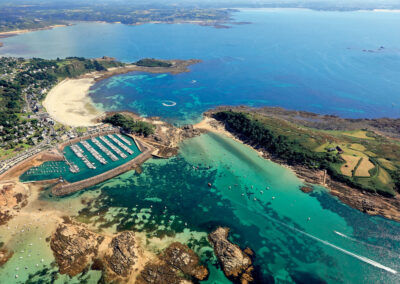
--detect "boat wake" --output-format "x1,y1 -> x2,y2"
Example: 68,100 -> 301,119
162,100 -> 177,107
333,231 -> 400,257
334,230 -> 357,241
264,216 -> 397,274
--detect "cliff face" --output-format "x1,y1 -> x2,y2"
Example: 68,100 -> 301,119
208,227 -> 254,284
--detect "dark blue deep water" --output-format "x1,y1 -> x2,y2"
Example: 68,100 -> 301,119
2,9 -> 400,284
2,9 -> 400,123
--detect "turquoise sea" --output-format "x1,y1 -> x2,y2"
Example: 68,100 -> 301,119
2,133 -> 400,283
1,8 -> 400,284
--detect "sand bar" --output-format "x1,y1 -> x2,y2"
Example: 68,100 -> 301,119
43,78 -> 103,127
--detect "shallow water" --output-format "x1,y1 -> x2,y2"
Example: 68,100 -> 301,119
57,133 -> 400,282
2,133 -> 400,283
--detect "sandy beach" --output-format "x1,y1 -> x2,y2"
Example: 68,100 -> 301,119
0,24 -> 68,38
43,59 -> 201,128
43,78 -> 103,127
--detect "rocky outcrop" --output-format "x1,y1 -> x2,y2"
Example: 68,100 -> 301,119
137,242 -> 209,284
50,219 -> 208,282
180,125 -> 202,140
0,210 -> 12,226
0,182 -> 29,225
208,227 -> 254,283
105,231 -> 138,277
136,262 -> 188,284
50,219 -> 104,276
50,219 -> 141,279
163,242 -> 208,281
0,248 -> 13,266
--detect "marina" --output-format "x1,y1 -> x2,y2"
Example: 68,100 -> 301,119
117,133 -> 132,145
99,136 -> 127,159
69,144 -> 96,169
108,134 -> 134,155
80,140 -> 107,165
20,133 -> 143,184
91,137 -> 119,161
65,158 -> 80,173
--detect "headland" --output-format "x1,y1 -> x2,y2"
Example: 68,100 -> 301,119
195,106 -> 400,222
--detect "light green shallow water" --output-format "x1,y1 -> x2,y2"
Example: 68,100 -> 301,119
2,133 -> 400,283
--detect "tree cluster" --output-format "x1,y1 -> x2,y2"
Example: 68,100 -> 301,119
103,114 -> 155,137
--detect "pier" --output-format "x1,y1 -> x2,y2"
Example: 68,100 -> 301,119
64,158 -> 80,173
99,136 -> 127,159
70,144 -> 96,169
117,133 -> 132,145
108,134 -> 134,155
91,137 -> 119,161
80,140 -> 107,165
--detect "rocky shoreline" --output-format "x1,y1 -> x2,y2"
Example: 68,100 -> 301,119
196,112 -> 400,223
90,59 -> 202,83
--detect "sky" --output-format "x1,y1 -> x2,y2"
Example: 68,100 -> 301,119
0,0 -> 399,9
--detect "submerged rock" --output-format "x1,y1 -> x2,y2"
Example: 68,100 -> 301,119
300,186 -> 313,193
208,227 -> 254,283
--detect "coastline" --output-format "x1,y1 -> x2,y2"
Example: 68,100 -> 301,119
194,115 -> 400,223
0,24 -> 69,50
0,24 -> 69,38
44,59 -> 201,127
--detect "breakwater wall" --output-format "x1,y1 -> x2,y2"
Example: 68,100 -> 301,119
51,141 -> 153,196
